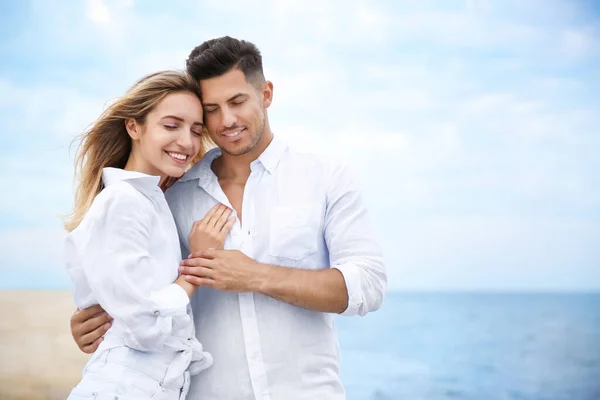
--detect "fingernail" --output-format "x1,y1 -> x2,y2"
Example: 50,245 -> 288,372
178,266 -> 184,272
104,323 -> 111,330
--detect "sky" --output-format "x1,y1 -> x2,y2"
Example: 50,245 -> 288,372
0,0 -> 599,291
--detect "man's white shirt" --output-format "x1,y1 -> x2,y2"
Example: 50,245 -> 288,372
166,135 -> 387,400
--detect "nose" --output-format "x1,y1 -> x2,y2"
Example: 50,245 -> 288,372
176,129 -> 195,150
220,107 -> 237,129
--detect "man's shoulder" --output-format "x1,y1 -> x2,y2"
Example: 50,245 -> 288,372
164,177 -> 197,205
283,144 -> 348,173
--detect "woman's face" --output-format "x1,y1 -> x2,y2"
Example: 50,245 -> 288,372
127,91 -> 204,181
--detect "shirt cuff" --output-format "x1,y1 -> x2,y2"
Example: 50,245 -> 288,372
149,283 -> 190,317
332,263 -> 363,316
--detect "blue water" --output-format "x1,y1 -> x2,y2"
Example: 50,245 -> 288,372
336,292 -> 600,400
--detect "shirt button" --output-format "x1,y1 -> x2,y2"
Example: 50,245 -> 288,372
153,310 -> 160,316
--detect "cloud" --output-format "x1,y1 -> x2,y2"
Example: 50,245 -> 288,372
0,0 -> 599,291
86,0 -> 111,24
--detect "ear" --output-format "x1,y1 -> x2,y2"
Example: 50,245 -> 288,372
125,118 -> 142,140
261,81 -> 274,109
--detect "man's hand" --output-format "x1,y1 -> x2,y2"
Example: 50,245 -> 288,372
70,304 -> 112,354
179,249 -> 267,292
180,249 -> 350,313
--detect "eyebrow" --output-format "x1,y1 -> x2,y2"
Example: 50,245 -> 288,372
161,115 -> 204,126
203,93 -> 248,107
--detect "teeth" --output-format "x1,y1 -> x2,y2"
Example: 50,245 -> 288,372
225,130 -> 242,137
168,152 -> 187,161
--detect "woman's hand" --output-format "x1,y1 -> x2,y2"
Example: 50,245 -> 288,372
189,204 -> 235,254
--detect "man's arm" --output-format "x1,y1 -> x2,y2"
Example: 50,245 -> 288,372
180,162 -> 387,315
181,250 -> 348,313
256,264 -> 349,313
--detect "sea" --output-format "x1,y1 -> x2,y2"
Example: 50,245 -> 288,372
335,292 -> 600,400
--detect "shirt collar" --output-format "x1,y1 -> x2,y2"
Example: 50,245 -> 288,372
102,167 -> 161,192
255,134 -> 287,174
178,134 -> 288,185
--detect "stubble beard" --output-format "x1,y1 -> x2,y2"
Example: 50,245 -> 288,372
221,112 -> 266,157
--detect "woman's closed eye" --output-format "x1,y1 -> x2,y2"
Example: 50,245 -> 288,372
164,124 -> 178,130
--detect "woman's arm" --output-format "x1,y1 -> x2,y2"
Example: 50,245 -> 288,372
69,198 -> 234,353
71,189 -> 191,351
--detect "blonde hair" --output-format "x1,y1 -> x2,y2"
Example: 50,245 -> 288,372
64,70 -> 211,232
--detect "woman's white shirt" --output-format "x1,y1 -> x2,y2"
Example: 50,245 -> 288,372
64,168 -> 210,370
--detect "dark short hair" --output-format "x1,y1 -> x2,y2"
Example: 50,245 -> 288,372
186,36 -> 265,85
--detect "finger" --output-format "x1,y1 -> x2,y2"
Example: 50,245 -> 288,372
180,257 -> 216,268
82,336 -> 104,354
202,204 -> 223,226
79,321 -> 111,349
215,208 -> 233,231
219,216 -> 236,236
185,275 -> 217,288
188,248 -> 218,260
178,265 -> 215,278
191,219 -> 204,230
205,204 -> 227,227
78,312 -> 112,336
73,304 -> 106,322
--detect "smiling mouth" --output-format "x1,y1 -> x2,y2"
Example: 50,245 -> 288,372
222,128 -> 245,138
165,151 -> 189,164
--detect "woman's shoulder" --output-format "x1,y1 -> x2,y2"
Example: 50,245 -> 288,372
99,181 -> 150,206
83,182 -> 154,225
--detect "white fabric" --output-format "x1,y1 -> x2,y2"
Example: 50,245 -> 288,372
166,135 -> 387,400
67,346 -> 192,400
65,167 -> 213,397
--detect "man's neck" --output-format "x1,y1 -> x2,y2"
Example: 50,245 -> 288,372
213,130 -> 274,183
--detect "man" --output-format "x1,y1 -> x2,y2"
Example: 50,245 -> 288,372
70,36 -> 386,399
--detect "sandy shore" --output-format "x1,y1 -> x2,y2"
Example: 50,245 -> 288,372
0,290 -> 89,400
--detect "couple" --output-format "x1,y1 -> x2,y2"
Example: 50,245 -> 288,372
65,36 -> 387,400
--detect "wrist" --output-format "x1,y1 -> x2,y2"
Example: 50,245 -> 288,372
249,262 -> 274,293
175,275 -> 196,298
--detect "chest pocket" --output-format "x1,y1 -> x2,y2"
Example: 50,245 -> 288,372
269,203 -> 322,261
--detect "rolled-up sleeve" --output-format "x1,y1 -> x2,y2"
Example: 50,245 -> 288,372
325,163 -> 387,317
80,190 -> 190,350
148,283 -> 190,317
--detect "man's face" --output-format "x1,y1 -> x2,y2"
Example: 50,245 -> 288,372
200,68 -> 271,156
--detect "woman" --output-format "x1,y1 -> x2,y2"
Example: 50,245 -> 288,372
63,70 -> 233,399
